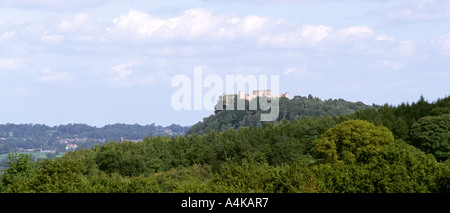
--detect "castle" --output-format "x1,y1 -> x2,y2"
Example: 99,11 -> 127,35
238,90 -> 289,100
218,90 -> 289,107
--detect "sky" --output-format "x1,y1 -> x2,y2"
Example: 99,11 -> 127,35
0,0 -> 449,127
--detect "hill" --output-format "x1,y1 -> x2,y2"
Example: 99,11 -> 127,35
187,94 -> 378,135
0,123 -> 190,169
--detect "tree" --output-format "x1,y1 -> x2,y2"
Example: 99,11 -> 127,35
410,114 -> 450,162
312,139 -> 446,193
3,158 -> 88,193
1,153 -> 35,190
313,120 -> 395,164
95,141 -> 150,177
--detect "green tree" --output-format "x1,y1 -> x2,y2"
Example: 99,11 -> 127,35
313,140 -> 446,193
410,114 -> 450,162
1,153 -> 35,190
313,120 -> 395,164
3,158 -> 88,193
95,141 -> 150,177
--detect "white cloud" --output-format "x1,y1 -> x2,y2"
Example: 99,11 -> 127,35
105,8 -> 335,46
104,9 -> 278,42
258,24 -> 331,47
284,67 -> 295,75
300,24 -> 332,43
394,40 -> 416,57
240,15 -> 269,35
55,13 -> 103,43
438,33 -> 450,55
0,0 -> 111,10
377,60 -> 406,70
38,68 -> 72,83
106,9 -> 216,41
108,61 -> 156,87
387,0 -> 450,22
105,10 -> 161,40
0,31 -> 15,42
59,13 -> 92,33
104,8 -> 411,58
41,31 -> 64,44
376,34 -> 395,42
335,25 -> 374,40
0,58 -> 21,70
283,66 -> 308,75
111,61 -> 138,78
101,8 -> 425,63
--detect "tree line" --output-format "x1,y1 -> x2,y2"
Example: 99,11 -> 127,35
0,123 -> 190,154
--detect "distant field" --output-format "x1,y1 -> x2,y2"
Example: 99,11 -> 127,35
1,152 -> 46,160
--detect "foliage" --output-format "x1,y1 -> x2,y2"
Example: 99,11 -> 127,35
0,153 -> 36,190
3,158 -> 88,193
313,140 -> 445,193
410,114 -> 450,162
313,120 -> 395,164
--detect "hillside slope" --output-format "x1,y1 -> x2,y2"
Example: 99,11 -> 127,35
188,94 -> 377,135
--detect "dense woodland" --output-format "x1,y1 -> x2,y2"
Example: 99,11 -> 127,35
0,95 -> 449,193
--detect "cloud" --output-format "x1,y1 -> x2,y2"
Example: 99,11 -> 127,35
376,34 -> 395,42
221,0 -> 339,3
377,60 -> 406,70
258,24 -> 332,47
335,25 -> 374,40
283,66 -> 308,75
41,31 -> 64,44
0,0 -> 112,10
104,9 -> 291,43
102,8 -> 417,59
59,13 -> 95,33
438,33 -> 450,55
394,40 -> 416,57
386,0 -> 450,22
111,61 -> 138,79
105,8 -> 239,42
105,8 -> 381,48
0,31 -> 15,42
0,58 -> 21,70
108,61 -> 156,87
38,68 -> 72,83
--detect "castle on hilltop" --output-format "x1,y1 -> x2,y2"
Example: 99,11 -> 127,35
214,90 -> 289,110
217,90 -> 290,108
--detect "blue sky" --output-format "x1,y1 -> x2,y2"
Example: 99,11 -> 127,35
0,0 -> 449,127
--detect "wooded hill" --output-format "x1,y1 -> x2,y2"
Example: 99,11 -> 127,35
0,123 -> 190,154
187,94 -> 377,135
